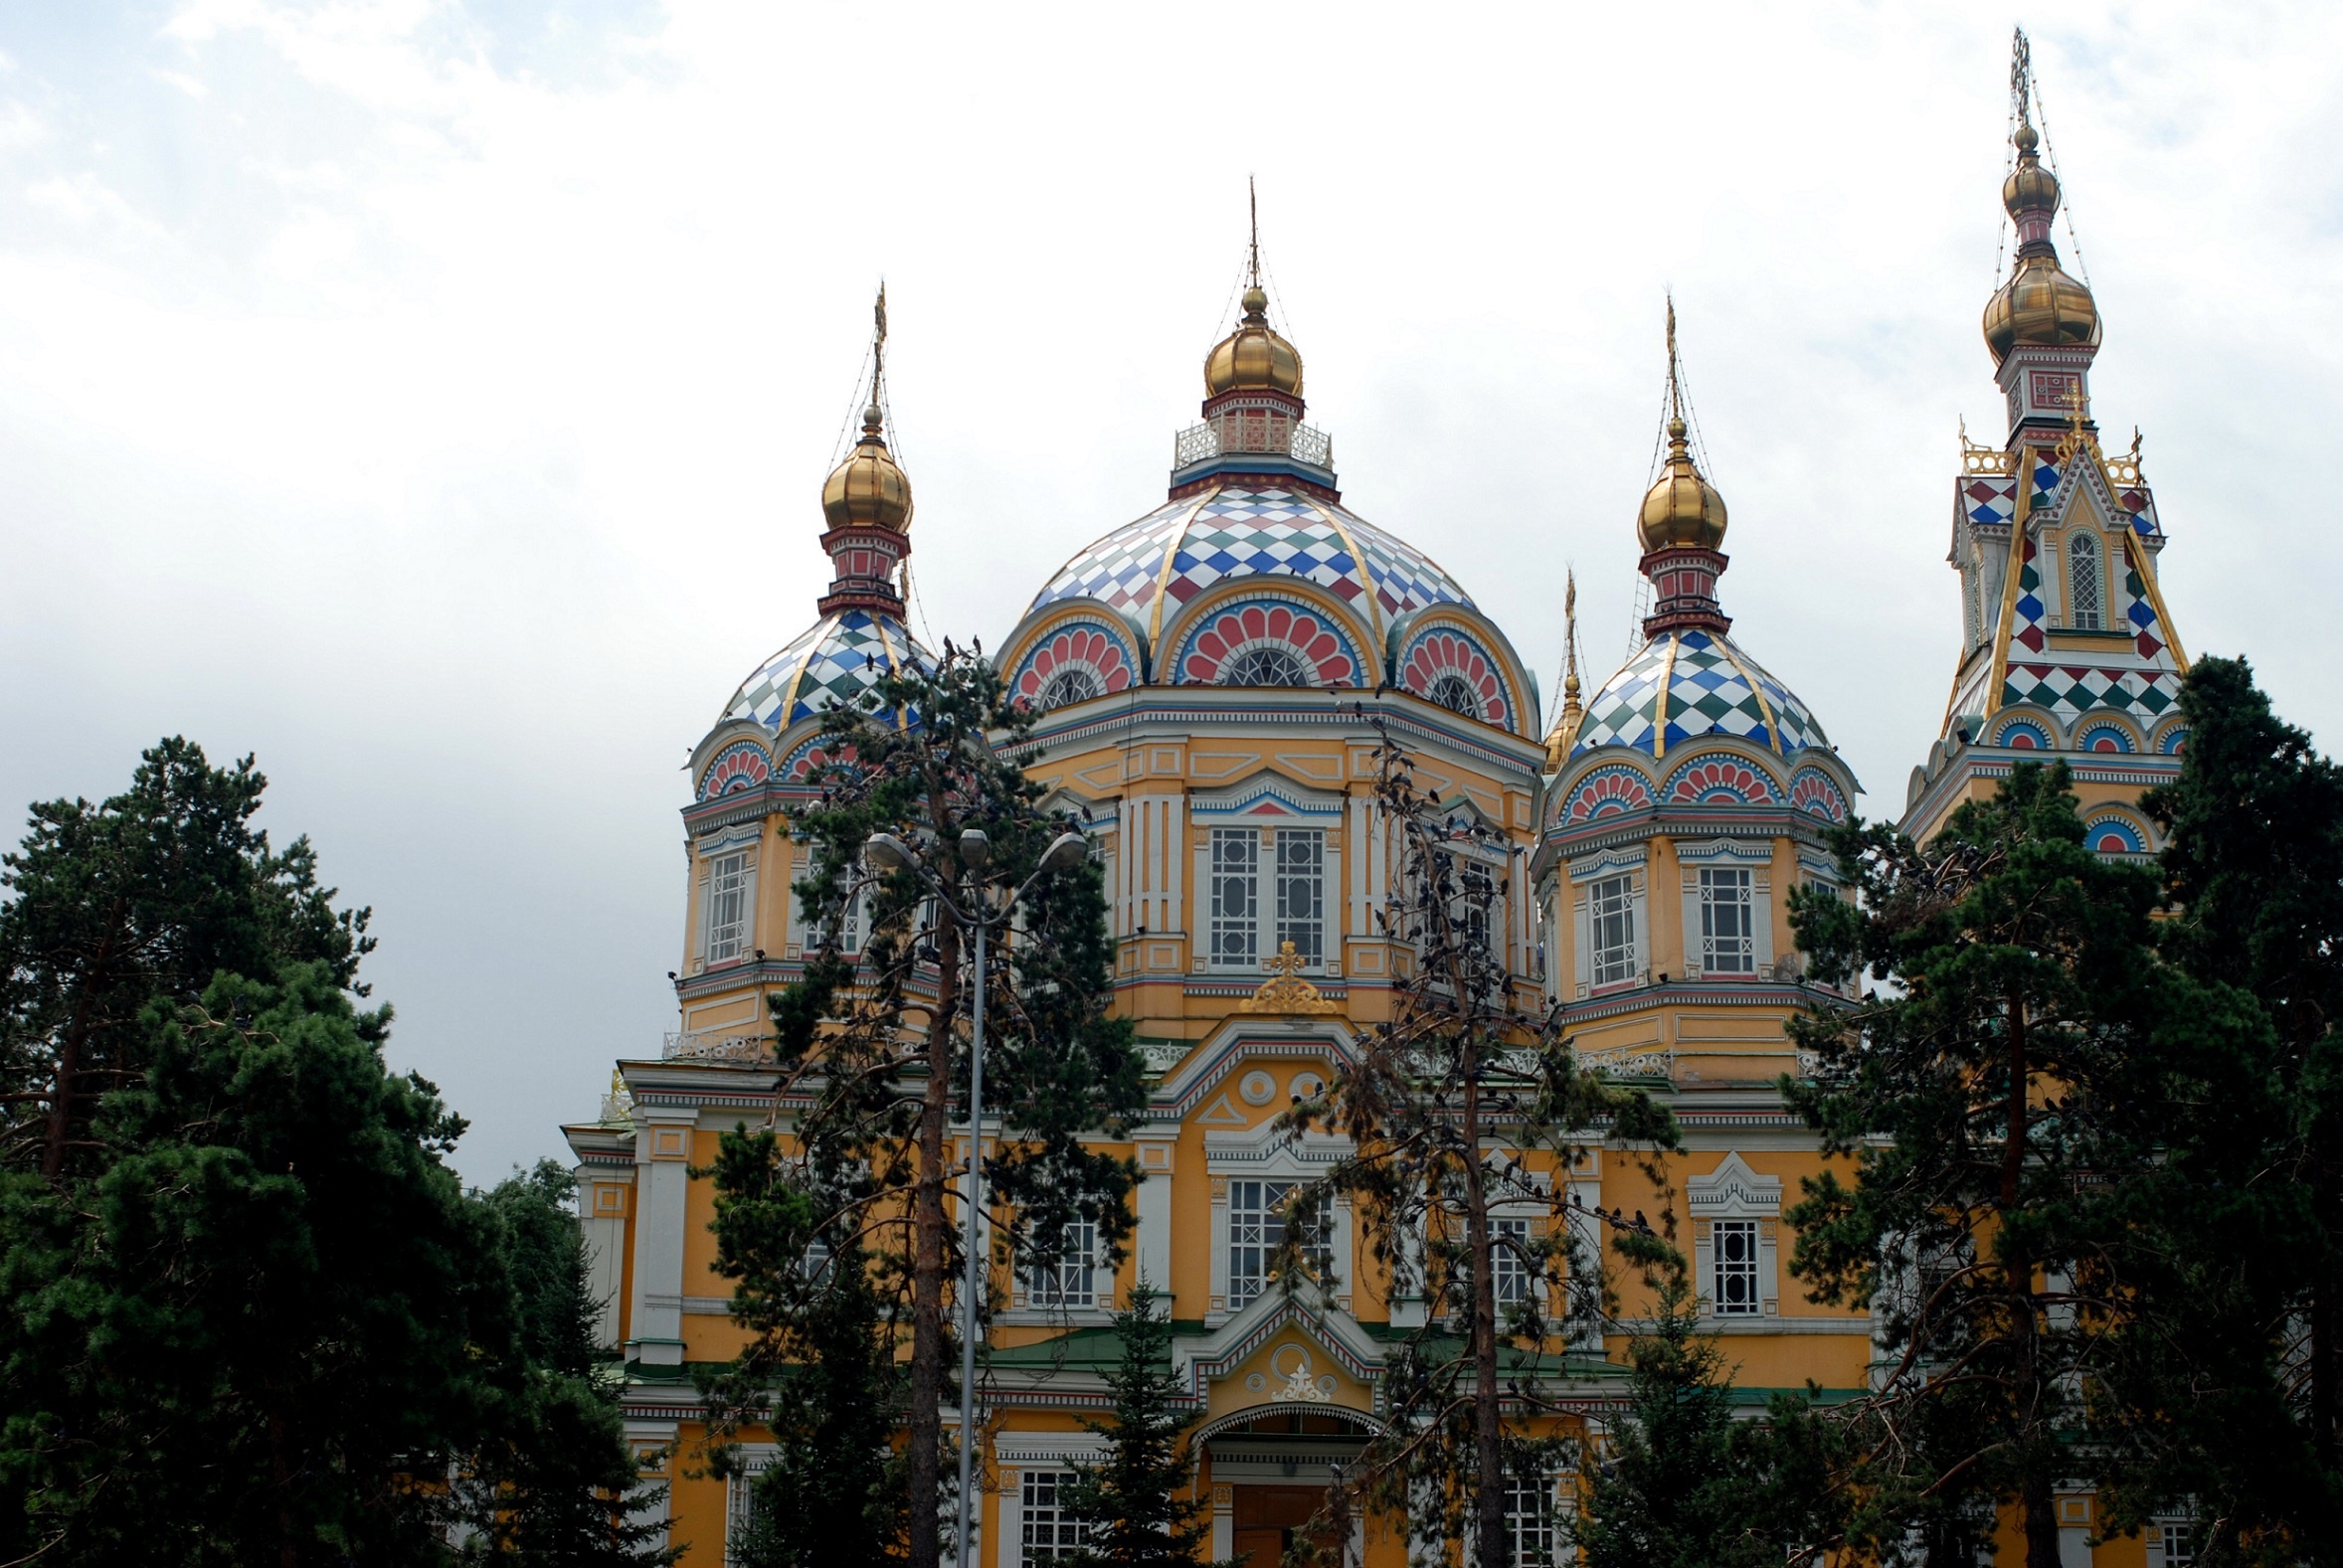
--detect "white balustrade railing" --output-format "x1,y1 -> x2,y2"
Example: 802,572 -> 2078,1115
662,1029 -> 775,1064
1171,422 -> 1335,473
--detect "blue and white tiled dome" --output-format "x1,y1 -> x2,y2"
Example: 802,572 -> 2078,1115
1028,481 -> 1473,635
722,608 -> 936,732
1572,627 -> 1829,761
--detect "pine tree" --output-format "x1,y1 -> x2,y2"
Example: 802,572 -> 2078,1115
1786,760 -> 2260,1565
0,742 -> 666,1567
706,645 -> 1147,1568
1277,722 -> 1675,1568
1571,1238 -> 1845,1568
1063,1284 -> 1223,1568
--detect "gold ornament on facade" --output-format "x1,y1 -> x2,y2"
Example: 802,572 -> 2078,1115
1239,941 -> 1340,1014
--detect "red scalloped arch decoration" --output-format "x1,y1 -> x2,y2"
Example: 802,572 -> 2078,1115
1399,627 -> 1511,727
1562,767 -> 1655,824
1180,602 -> 1357,686
1666,758 -> 1776,806
1787,770 -> 1848,823
698,741 -> 772,799
1012,623 -> 1135,710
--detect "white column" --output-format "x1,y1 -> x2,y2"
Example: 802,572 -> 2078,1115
628,1113 -> 694,1366
1211,1484 -> 1234,1561
1132,1130 -> 1176,1307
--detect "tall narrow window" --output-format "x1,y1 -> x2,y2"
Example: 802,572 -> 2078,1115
1275,828 -> 1325,965
2069,530 -> 2103,630
1501,1470 -> 1556,1568
1209,828 -> 1260,967
1492,1215 -> 1532,1307
706,851 -> 749,963
1589,874 -> 1638,986
2157,1521 -> 2195,1568
1227,1179 -> 1329,1307
1711,1218 -> 1760,1314
1699,867 -> 1756,974
1020,1471 -> 1086,1563
1025,1218 -> 1098,1309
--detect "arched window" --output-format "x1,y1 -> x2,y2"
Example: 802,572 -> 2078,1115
2068,531 -> 2103,630
1221,645 -> 1311,688
1426,671 -> 1483,718
1035,666 -> 1105,710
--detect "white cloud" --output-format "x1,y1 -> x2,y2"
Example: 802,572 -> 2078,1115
0,0 -> 2336,1177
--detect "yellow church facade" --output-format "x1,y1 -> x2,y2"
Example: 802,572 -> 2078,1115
563,87 -> 2193,1568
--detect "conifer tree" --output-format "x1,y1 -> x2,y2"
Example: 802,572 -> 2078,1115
1571,1238 -> 1840,1568
705,645 -> 1146,1568
0,742 -> 667,1567
1786,760 -> 2257,1566
1063,1283 -> 1224,1568
1279,724 -> 1674,1568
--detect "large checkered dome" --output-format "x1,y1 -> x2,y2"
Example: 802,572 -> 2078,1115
1026,480 -> 1475,647
1572,627 -> 1829,762
720,608 -> 936,732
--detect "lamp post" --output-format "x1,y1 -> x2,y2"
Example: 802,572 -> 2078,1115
863,824 -> 1091,1568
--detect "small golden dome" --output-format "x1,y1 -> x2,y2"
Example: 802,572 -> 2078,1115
1204,285 -> 1304,398
1637,418 -> 1728,552
821,404 -> 913,531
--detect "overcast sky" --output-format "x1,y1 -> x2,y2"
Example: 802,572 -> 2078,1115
1,2 -> 2336,1184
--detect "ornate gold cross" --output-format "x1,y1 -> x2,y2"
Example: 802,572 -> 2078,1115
1238,940 -> 1341,1015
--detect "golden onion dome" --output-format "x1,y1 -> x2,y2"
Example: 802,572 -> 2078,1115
821,403 -> 913,531
1204,284 -> 1304,397
1637,418 -> 1728,552
1983,259 -> 2101,364
1982,118 -> 2101,364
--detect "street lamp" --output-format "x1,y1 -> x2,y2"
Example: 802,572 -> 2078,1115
862,824 -> 1089,1567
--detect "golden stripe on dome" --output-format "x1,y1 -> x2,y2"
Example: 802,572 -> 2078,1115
777,612 -> 833,727
1145,488 -> 1220,650
1652,633 -> 1680,760
1712,638 -> 1785,757
1300,497 -> 1385,650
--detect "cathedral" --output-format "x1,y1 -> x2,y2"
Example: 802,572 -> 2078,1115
562,82 -> 2193,1568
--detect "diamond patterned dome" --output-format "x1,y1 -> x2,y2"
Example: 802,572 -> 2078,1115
722,608 -> 935,732
1572,628 -> 1828,761
1028,480 -> 1473,644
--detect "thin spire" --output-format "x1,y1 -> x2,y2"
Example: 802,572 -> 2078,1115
2011,26 -> 2033,134
1665,293 -> 1682,424
1248,175 -> 1261,289
1562,570 -> 1583,718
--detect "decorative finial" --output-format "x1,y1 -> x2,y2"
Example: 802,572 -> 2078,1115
864,282 -> 890,442
2011,27 -> 2034,141
1248,175 -> 1261,290
1665,293 -> 1682,425
1562,572 -> 1582,709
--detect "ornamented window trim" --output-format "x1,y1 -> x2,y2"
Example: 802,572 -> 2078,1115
1689,1152 -> 1780,1320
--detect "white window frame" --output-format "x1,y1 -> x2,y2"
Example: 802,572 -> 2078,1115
1698,866 -> 1757,975
1492,1213 -> 1533,1309
1017,1469 -> 1087,1564
2151,1516 -> 2196,1568
1710,1218 -> 1762,1315
2068,528 -> 2104,630
1501,1466 -> 1563,1568
1275,827 -> 1327,965
1225,1176 -> 1331,1309
1587,873 -> 1638,987
703,848 -> 754,965
1689,1151 -> 1782,1322
722,1444 -> 779,1568
1207,826 -> 1259,968
1676,841 -> 1773,981
1022,1218 -> 1100,1310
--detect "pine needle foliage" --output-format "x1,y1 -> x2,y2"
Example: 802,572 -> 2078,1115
1062,1283 -> 1229,1568
1276,723 -> 1675,1568
702,644 -> 1146,1568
